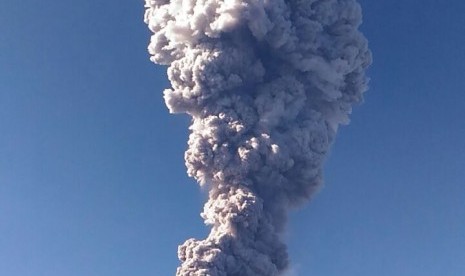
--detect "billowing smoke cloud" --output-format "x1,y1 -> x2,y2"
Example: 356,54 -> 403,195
144,0 -> 371,275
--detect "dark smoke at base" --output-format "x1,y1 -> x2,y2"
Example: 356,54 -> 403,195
144,0 -> 371,275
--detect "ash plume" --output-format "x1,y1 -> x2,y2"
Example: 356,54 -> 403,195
144,0 -> 371,275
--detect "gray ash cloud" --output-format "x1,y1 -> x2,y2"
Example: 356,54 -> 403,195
144,0 -> 371,275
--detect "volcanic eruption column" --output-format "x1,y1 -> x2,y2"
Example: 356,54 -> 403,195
144,0 -> 371,275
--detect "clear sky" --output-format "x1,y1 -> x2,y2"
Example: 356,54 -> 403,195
1,1 -> 464,276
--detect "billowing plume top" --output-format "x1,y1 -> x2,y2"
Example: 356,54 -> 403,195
145,0 -> 371,275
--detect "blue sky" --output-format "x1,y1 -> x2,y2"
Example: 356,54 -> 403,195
1,1 -> 464,275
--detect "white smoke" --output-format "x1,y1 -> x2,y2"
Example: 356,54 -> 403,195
144,0 -> 371,275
